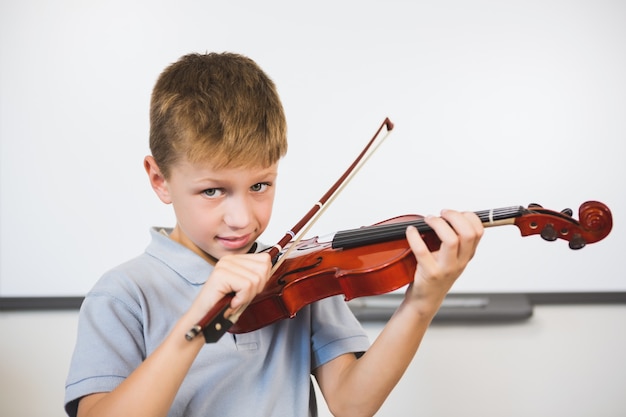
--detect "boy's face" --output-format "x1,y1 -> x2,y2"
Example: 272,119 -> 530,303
149,156 -> 278,263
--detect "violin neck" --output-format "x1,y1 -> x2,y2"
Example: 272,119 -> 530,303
331,206 -> 525,250
475,206 -> 526,227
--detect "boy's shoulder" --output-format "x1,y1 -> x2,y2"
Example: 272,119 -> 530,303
86,228 -> 212,303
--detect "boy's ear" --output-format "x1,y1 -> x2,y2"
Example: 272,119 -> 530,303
144,156 -> 172,204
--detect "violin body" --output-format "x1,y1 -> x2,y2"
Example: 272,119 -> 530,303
231,216 -> 426,333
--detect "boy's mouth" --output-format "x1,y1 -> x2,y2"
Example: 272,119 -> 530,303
218,234 -> 252,250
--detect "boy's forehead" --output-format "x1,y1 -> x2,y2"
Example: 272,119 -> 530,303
173,156 -> 278,178
179,136 -> 283,171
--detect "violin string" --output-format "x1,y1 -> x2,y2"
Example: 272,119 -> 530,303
332,206 -> 525,249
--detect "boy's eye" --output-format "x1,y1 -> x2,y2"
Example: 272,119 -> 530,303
251,183 -> 269,192
203,188 -> 224,198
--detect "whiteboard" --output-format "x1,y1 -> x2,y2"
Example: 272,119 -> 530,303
1,0 -> 624,297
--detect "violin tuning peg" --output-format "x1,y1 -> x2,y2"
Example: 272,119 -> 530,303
569,234 -> 586,250
528,203 -> 543,208
540,224 -> 558,242
561,208 -> 573,217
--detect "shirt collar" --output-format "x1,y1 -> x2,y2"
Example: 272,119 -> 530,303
145,227 -> 213,285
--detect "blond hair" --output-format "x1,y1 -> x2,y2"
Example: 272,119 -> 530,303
149,52 -> 287,178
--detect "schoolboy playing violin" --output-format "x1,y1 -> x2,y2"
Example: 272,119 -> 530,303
65,52 -> 483,417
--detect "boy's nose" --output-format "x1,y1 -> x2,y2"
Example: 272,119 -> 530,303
223,196 -> 252,229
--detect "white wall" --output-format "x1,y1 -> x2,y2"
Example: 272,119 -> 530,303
1,0 -> 625,298
2,305 -> 625,417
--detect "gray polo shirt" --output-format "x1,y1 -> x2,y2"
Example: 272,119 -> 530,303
65,228 -> 370,417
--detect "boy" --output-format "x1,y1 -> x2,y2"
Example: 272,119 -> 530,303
65,52 -> 483,417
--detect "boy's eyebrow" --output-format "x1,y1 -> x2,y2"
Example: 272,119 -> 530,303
192,167 -> 278,185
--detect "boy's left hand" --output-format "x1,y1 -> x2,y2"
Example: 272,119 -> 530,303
404,209 -> 484,316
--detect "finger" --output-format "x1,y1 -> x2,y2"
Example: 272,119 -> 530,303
405,222 -> 440,275
423,213 -> 461,261
440,210 -> 483,259
441,210 -> 484,238
405,224 -> 429,258
215,253 -> 271,310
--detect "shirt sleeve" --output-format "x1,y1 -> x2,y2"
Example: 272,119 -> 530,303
64,282 -> 146,417
309,295 -> 370,369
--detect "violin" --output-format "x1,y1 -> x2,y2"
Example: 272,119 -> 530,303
185,119 -> 613,343
231,201 -> 612,334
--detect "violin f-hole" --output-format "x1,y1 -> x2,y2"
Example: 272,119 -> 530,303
277,257 -> 323,285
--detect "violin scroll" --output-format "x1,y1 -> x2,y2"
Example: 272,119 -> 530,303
515,201 -> 612,250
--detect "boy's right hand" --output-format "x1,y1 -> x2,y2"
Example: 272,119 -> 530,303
191,252 -> 272,322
